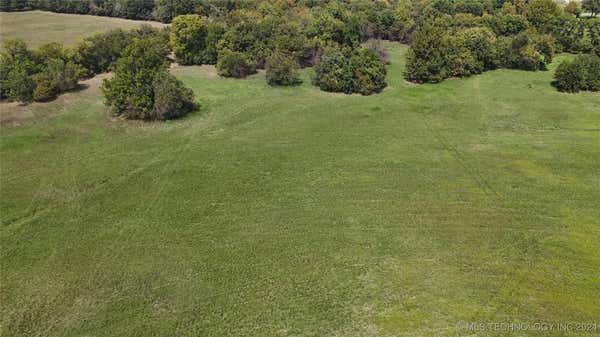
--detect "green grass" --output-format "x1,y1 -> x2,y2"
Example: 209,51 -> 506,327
1,43 -> 599,337
0,11 -> 165,49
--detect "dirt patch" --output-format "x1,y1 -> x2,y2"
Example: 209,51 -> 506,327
0,73 -> 112,127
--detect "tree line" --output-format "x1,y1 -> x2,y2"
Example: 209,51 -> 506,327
2,0 -> 599,116
1,26 -> 195,120
402,0 -> 600,94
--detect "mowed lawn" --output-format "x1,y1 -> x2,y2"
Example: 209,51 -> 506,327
1,42 -> 599,336
0,11 -> 165,49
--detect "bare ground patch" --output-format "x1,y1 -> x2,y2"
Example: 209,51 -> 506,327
0,73 -> 112,127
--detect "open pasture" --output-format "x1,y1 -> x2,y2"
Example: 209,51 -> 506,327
0,10 -> 165,49
1,29 -> 599,337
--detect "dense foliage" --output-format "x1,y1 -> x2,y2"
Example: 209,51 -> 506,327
400,0 -> 600,84
313,47 -> 387,95
101,36 -> 195,120
0,39 -> 84,102
170,14 -> 207,65
3,0 -> 599,95
265,52 -> 301,86
216,50 -> 256,78
553,54 -> 600,92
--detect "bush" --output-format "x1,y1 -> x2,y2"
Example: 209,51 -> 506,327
554,59 -> 585,92
404,25 -> 447,83
101,37 -> 169,118
525,0 -> 562,29
265,52 -> 301,86
313,48 -> 355,93
350,48 -> 388,95
102,35 -> 194,120
314,46 -> 387,95
405,25 -> 498,83
2,60 -> 35,102
483,13 -> 528,36
72,29 -> 134,76
30,59 -> 84,102
202,23 -> 226,65
554,54 -> 600,92
499,32 -> 555,70
590,20 -> 600,57
152,0 -> 199,23
458,27 -> 498,70
32,74 -> 58,102
216,50 -> 257,78
151,71 -> 195,120
0,39 -> 37,102
170,14 -> 207,65
548,16 -> 589,53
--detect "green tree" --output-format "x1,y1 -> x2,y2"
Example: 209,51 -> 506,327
313,47 -> 354,93
152,0 -> 199,23
590,20 -> 600,56
32,59 -> 84,101
0,39 -> 36,102
216,50 -> 257,78
202,22 -> 226,64
73,29 -> 134,76
151,71 -> 195,120
583,0 -> 600,17
404,24 -> 448,83
170,14 -> 207,65
101,37 -> 169,118
2,60 -> 35,102
265,51 -> 301,86
553,54 -> 600,92
350,48 -> 387,95
525,0 -> 562,30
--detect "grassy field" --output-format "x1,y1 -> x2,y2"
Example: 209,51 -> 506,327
0,11 -> 165,49
1,38 -> 600,336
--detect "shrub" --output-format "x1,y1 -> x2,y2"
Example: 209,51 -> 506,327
0,39 -> 37,102
458,27 -> 499,70
31,59 -> 84,101
34,42 -> 69,63
405,25 -> 498,83
554,59 -> 585,92
483,13 -> 528,36
404,25 -> 447,83
202,23 -> 226,65
218,20 -> 272,68
265,52 -> 301,86
350,48 -> 387,95
525,0 -> 562,29
216,50 -> 257,78
313,48 -> 355,93
151,71 -> 195,120
577,54 -> 600,91
390,0 -> 415,43
152,0 -> 199,23
554,54 -> 600,92
170,14 -> 207,65
499,32 -> 555,70
590,20 -> 600,57
314,46 -> 387,95
2,60 -> 35,102
548,16 -> 589,53
101,37 -> 169,118
72,29 -> 134,76
31,74 -> 57,102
